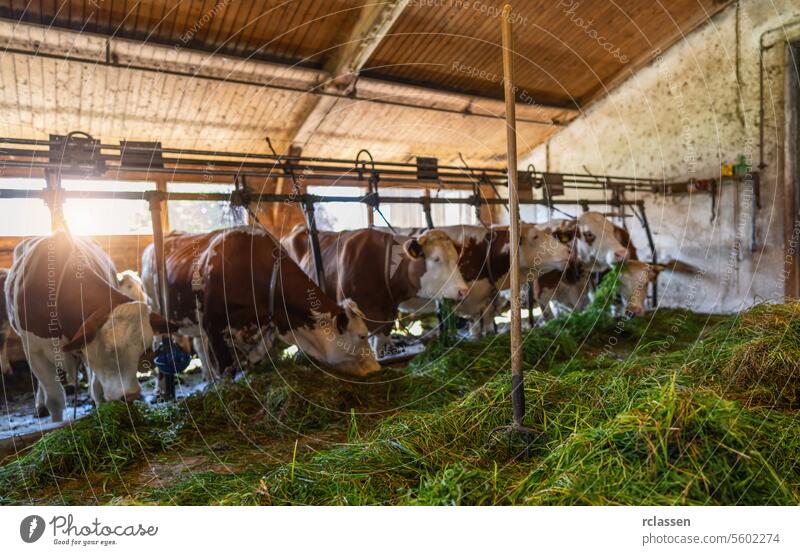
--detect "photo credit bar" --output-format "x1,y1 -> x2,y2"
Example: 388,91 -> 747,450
0,506 -> 798,554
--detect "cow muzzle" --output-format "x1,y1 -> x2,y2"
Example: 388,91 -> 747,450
614,249 -> 629,263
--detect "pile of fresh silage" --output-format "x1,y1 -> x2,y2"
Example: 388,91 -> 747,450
2,277 -> 800,505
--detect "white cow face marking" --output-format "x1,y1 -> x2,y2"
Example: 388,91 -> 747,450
69,302 -> 156,403
619,261 -> 660,317
405,230 -> 468,301
519,224 -> 572,277
578,212 -> 630,270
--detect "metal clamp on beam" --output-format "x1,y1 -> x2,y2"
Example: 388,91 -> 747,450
49,132 -> 105,176
230,176 -> 253,208
119,141 -> 164,169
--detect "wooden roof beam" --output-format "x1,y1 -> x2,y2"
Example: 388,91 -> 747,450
289,0 -> 408,149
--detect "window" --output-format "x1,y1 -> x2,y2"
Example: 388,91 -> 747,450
167,182 -> 247,232
62,180 -> 153,235
306,186 -> 369,231
381,187 -> 479,228
431,189 -> 479,227
0,178 -> 50,236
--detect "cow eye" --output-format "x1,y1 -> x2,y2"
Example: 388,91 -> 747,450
584,231 -> 595,241
433,256 -> 441,262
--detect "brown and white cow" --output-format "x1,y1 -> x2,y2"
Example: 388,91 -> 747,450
541,212 -> 632,271
536,214 -> 672,318
397,223 -> 572,336
281,226 -> 469,355
142,226 -> 379,379
534,261 -> 666,318
5,232 -> 170,422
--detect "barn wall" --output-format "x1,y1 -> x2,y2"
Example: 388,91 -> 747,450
0,235 -> 151,273
521,0 -> 800,314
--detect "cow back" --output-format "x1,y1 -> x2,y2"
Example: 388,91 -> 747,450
7,232 -> 130,340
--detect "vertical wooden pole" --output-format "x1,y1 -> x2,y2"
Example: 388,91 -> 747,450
148,190 -> 175,399
154,176 -> 169,232
45,170 -> 66,232
148,192 -> 168,317
501,4 -> 525,429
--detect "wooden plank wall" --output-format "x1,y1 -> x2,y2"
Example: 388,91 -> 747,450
0,235 -> 152,272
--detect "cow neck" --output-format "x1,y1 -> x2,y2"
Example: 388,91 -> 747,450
486,231 -> 511,285
388,255 -> 423,304
272,258 -> 341,334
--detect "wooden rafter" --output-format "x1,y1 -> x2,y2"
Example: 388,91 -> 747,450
288,0 -> 408,150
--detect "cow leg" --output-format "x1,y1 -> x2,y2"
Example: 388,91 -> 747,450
89,368 -> 105,406
467,317 -> 483,339
35,383 -> 48,417
0,330 -> 10,376
26,348 -> 66,423
480,305 -> 495,336
204,325 -> 236,378
192,335 -> 220,382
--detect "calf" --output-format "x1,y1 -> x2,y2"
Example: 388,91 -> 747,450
142,226 -> 379,378
6,232 -> 170,422
281,226 -> 468,355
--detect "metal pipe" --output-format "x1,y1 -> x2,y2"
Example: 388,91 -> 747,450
758,18 -> 800,170
0,188 -> 648,207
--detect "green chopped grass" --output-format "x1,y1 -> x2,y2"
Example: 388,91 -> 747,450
2,297 -> 799,505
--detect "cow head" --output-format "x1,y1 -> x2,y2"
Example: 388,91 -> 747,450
404,230 -> 468,301
285,298 -> 380,377
618,261 -> 664,317
518,223 -> 572,278
117,270 -> 149,303
62,301 -> 169,402
577,212 -> 630,270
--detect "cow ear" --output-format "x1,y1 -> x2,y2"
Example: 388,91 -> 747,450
149,312 -> 171,334
403,238 -> 424,259
62,308 -> 110,352
652,263 -> 668,273
335,311 -> 349,334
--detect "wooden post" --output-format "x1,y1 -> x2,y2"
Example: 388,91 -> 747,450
154,176 -> 169,232
148,190 -> 175,399
148,191 -> 168,317
45,170 -> 66,232
501,4 -> 525,429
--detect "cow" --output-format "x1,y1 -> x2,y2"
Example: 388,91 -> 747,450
534,260 -> 668,318
535,214 -> 678,318
5,232 -> 170,422
541,211 -> 632,271
396,223 -> 573,337
281,226 -> 469,355
141,226 -> 380,379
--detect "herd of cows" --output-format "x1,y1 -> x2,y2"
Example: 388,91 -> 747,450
0,211 -> 679,424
